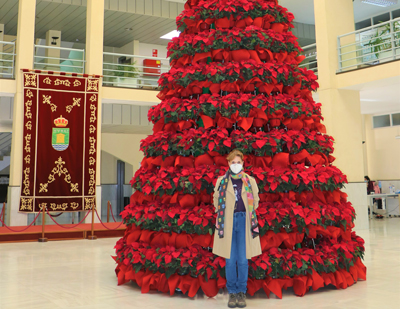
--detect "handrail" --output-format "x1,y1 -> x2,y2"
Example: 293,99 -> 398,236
34,44 -> 85,52
301,43 -> 317,50
0,40 -> 15,46
34,55 -> 85,62
338,28 -> 400,51
33,45 -> 85,74
337,17 -> 400,72
103,51 -> 169,89
299,43 -> 318,76
0,40 -> 16,78
338,16 -> 400,38
103,51 -> 169,61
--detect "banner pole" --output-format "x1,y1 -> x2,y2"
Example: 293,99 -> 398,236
88,205 -> 97,240
107,201 -> 110,223
38,206 -> 48,242
1,202 -> 5,226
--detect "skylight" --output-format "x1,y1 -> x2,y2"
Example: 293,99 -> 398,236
361,0 -> 398,7
160,30 -> 181,40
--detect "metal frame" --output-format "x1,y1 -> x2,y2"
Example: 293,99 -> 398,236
0,40 -> 16,78
299,43 -> 318,75
338,17 -> 400,72
33,45 -> 85,74
103,52 -> 169,88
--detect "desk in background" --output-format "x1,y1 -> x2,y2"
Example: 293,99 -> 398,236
368,193 -> 400,219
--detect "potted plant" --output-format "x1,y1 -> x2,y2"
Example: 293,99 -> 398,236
114,61 -> 141,88
364,21 -> 400,62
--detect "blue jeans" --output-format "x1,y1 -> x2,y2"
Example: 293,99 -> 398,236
225,212 -> 248,294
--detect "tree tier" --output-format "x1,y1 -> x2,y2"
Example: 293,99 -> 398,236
178,0 -> 292,35
158,61 -> 316,100
122,198 -> 355,236
140,128 -> 334,159
183,0 -> 280,11
132,164 -> 346,199
149,93 -> 321,125
114,258 -> 366,298
114,233 -> 364,283
167,27 -> 300,61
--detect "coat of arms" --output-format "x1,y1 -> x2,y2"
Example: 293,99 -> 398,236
52,115 -> 69,151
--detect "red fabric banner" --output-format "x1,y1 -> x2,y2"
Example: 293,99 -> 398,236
19,73 -> 100,212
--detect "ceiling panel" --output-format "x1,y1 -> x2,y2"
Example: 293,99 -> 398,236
35,3 -> 63,33
103,12 -> 144,40
36,3 -> 81,33
0,0 -> 18,35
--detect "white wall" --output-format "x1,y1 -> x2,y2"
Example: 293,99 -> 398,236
342,183 -> 369,231
139,42 -> 167,58
101,133 -> 147,179
101,150 -> 134,185
364,115 -> 400,180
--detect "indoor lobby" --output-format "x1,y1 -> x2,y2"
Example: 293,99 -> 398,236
0,0 -> 400,308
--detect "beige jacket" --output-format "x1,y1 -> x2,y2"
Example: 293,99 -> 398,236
212,174 -> 262,259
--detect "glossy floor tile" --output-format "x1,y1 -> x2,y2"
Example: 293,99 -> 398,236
1,218 -> 399,309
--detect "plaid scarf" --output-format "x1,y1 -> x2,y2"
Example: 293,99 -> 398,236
216,170 -> 259,239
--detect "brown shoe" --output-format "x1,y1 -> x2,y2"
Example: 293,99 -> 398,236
228,293 -> 237,308
237,292 -> 246,308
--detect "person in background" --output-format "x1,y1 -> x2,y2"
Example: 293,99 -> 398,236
373,181 -> 383,219
365,176 -> 374,217
213,149 -> 262,308
365,176 -> 374,194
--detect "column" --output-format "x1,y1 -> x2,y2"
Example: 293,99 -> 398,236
45,30 -> 61,71
0,24 -> 4,76
85,0 -> 104,223
314,0 -> 368,230
0,24 -> 4,58
314,0 -> 364,182
8,0 -> 36,225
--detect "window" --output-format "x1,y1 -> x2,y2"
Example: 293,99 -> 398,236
392,113 -> 400,126
356,19 -> 372,30
392,9 -> 400,19
373,13 -> 390,25
373,114 -> 391,128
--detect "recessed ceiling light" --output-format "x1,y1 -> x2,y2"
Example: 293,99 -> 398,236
160,30 -> 180,40
361,0 -> 398,7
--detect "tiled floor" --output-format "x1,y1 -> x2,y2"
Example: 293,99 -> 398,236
0,219 -> 399,309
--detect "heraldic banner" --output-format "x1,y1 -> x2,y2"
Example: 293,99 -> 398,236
19,72 -> 100,213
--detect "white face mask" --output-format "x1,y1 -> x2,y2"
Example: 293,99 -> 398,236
230,163 -> 243,174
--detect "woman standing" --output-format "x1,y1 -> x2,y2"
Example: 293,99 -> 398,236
365,176 -> 374,195
213,149 -> 262,308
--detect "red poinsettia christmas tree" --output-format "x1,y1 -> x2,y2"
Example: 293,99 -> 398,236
114,0 -> 366,298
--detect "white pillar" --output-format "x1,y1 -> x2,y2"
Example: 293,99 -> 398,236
314,0 -> 364,182
45,30 -> 61,71
85,0 -> 104,223
8,0 -> 36,226
0,24 -> 4,59
314,0 -> 368,229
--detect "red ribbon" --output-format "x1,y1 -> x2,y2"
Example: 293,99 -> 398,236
215,16 -> 234,28
192,52 -> 212,64
272,153 -> 289,168
271,23 -> 285,33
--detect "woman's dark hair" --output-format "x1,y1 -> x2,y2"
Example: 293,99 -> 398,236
364,176 -> 371,182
